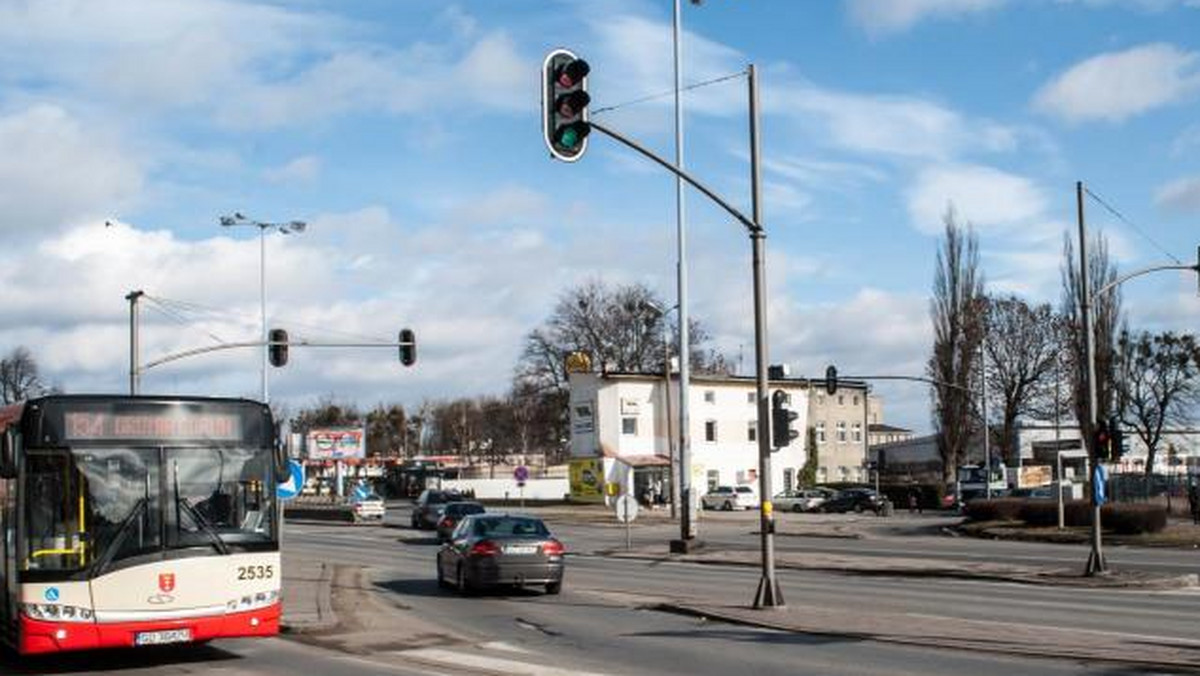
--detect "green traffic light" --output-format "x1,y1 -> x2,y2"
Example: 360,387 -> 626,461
560,127 -> 580,149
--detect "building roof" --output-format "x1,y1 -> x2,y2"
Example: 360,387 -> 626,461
869,423 -> 913,434
589,371 -> 869,391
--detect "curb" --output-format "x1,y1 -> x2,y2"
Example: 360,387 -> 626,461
590,549 -> 1198,590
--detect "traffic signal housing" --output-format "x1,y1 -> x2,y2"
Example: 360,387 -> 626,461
1093,418 -> 1111,461
542,49 -> 591,162
771,390 -> 800,448
398,328 -> 416,367
268,328 -> 288,367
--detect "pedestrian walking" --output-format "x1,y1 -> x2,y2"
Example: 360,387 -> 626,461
1188,481 -> 1199,526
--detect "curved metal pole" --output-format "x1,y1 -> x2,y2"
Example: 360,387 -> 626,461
142,340 -> 408,371
588,120 -> 759,234
838,374 -> 970,393
1092,263 -> 1198,301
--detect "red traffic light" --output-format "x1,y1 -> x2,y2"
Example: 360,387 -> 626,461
555,59 -> 590,88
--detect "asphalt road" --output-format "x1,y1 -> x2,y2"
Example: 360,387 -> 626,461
12,504 -> 1199,675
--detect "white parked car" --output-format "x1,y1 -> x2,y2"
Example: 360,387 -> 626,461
702,486 -> 759,511
352,492 -> 386,522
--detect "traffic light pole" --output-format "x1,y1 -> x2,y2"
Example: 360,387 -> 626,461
1077,181 -> 1106,576
138,338 -> 416,373
587,64 -> 783,607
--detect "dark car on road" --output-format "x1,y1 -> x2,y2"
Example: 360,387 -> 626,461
437,514 -> 565,595
436,501 -> 487,542
411,489 -> 463,529
820,488 -> 887,514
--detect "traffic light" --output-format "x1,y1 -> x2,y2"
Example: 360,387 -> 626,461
268,328 -> 288,367
542,49 -> 591,162
1093,418 -> 1111,460
825,365 -> 838,396
398,328 -> 416,367
771,390 -> 800,448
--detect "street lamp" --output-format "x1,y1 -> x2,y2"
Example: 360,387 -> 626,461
219,212 -> 307,403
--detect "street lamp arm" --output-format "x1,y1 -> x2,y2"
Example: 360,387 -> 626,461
1092,262 -> 1199,301
588,120 -> 760,234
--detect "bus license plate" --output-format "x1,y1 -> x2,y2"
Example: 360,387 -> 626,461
135,629 -> 192,646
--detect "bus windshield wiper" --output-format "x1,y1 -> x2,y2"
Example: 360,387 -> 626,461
89,496 -> 149,578
176,496 -> 230,555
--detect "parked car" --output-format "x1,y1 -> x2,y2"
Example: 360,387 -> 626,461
411,489 -> 463,529
701,485 -> 758,511
351,492 -> 386,522
772,489 -> 827,513
820,488 -> 887,514
436,501 -> 487,542
437,514 -> 565,595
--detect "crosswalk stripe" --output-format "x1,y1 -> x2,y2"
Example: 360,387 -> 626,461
395,647 -> 612,676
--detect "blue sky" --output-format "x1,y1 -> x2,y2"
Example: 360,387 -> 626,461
1,0 -> 1198,432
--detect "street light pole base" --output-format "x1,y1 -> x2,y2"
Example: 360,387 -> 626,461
753,575 -> 785,609
670,538 -> 703,554
1084,550 -> 1107,576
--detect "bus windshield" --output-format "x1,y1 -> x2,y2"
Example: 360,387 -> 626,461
22,445 -> 276,576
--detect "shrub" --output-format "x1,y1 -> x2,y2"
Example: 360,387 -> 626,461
1102,503 -> 1168,534
963,497 -> 1024,522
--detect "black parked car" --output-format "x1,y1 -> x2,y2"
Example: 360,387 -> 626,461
411,489 -> 463,529
437,514 -> 565,595
820,488 -> 887,514
436,501 -> 487,542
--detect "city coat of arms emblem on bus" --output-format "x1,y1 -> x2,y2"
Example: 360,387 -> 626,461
159,573 -> 176,593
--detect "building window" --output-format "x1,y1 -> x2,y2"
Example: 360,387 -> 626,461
747,391 -> 755,404
816,422 -> 826,443
817,394 -> 825,405
852,423 -> 862,443
705,420 -> 717,442
707,470 -> 720,492
853,395 -> 859,406
838,395 -> 844,406
747,421 -> 757,442
837,422 -> 847,443
783,468 -> 794,494
704,390 -> 716,404
817,467 -> 827,483
622,417 -> 638,435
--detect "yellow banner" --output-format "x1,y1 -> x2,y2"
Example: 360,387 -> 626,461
569,458 -> 604,502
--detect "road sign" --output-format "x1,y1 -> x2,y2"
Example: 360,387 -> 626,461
615,494 -> 639,524
514,465 -> 529,487
277,460 -> 305,501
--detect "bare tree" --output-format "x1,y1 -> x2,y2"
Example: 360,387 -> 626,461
0,347 -> 48,404
928,208 -> 986,484
1115,331 -> 1200,475
289,397 -> 362,434
365,404 -> 408,458
981,296 -> 1062,463
1061,234 -> 1122,458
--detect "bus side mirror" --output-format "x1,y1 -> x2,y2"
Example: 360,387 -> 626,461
274,439 -> 289,484
0,429 -> 18,479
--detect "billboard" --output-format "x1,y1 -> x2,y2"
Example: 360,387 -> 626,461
306,427 -> 366,460
568,457 -> 604,502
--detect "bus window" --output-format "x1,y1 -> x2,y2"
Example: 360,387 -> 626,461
23,453 -> 88,571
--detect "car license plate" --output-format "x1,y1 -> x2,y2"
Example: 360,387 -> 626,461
135,629 -> 192,646
503,545 -> 538,555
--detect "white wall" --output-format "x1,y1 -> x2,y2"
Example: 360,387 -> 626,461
440,478 -> 569,500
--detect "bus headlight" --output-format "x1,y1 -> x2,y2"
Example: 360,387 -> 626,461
20,603 -> 94,623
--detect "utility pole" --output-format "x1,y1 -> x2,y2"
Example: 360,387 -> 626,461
982,337 -> 992,499
1077,180 -> 1106,575
672,0 -> 696,548
749,63 -> 782,609
126,290 -> 144,395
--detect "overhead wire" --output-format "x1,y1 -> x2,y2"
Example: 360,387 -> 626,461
591,70 -> 747,117
1084,186 -> 1183,265
144,294 -> 393,345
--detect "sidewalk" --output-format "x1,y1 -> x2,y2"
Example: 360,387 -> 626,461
592,544 -> 1199,589
281,557 -> 338,633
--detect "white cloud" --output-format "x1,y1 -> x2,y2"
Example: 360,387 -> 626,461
1154,176 -> 1200,213
906,164 -> 1048,234
773,85 -> 1018,160
1034,43 -> 1200,123
846,0 -> 1009,36
264,156 -> 321,185
0,105 -> 144,239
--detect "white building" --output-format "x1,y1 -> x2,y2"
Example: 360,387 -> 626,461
567,372 -> 810,503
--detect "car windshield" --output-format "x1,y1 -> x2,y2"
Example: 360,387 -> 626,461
736,487 -> 754,494
446,503 -> 484,516
471,516 -> 550,538
22,445 -> 276,576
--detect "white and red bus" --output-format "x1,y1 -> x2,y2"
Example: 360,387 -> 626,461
0,395 -> 284,654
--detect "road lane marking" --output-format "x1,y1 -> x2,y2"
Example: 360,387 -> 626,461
395,647 -> 613,676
